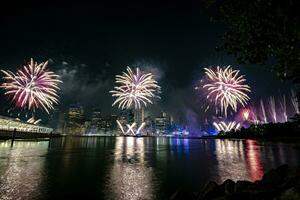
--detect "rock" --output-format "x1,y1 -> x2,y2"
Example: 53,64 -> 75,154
210,197 -> 227,200
220,179 -> 235,195
170,189 -> 196,200
261,169 -> 282,188
279,187 -> 300,200
287,168 -> 300,180
276,164 -> 289,177
235,180 -> 258,193
171,165 -> 300,200
231,190 -> 274,200
197,181 -> 222,200
254,180 -> 263,187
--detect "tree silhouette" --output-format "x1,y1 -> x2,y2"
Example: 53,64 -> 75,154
206,0 -> 299,84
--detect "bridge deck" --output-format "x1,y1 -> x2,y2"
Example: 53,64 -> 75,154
0,130 -> 61,140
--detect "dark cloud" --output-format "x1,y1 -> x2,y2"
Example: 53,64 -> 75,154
54,60 -> 114,114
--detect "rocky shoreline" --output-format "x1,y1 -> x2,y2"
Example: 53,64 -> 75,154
170,165 -> 300,200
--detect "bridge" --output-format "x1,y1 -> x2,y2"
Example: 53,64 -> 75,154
0,115 -> 57,139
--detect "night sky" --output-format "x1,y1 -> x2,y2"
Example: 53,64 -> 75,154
0,1 -> 293,125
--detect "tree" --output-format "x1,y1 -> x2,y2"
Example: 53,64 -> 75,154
205,0 -> 299,84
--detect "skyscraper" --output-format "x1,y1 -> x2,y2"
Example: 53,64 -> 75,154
154,112 -> 172,134
67,104 -> 84,135
134,108 -> 144,125
91,109 -> 102,132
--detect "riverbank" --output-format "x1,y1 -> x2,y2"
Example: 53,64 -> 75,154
60,134 -> 215,139
170,164 -> 300,200
217,119 -> 300,139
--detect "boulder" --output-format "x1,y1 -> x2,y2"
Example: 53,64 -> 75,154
287,168 -> 300,180
261,169 -> 282,188
170,165 -> 300,200
235,180 -> 258,193
220,179 -> 235,195
197,181 -> 223,200
279,187 -> 300,200
231,190 -> 274,200
209,197 -> 227,200
170,189 -> 196,200
276,164 -> 289,177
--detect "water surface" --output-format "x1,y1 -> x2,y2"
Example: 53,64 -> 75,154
1,137 -> 300,199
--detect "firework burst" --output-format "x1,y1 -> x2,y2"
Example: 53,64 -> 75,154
110,67 -> 161,109
213,121 -> 241,132
291,90 -> 299,114
203,66 -> 251,116
1,58 -> 62,114
241,108 -> 250,121
269,96 -> 277,123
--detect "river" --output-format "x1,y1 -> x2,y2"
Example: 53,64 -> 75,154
1,137 -> 300,199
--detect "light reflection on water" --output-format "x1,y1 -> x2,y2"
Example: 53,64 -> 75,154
245,140 -> 264,181
0,137 -> 300,199
105,137 -> 156,200
214,140 -> 264,182
0,141 -> 48,200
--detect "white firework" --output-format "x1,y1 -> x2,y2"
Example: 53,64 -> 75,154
1,58 -> 62,114
260,99 -> 267,124
291,90 -> 299,114
110,67 -> 160,109
269,96 -> 277,123
213,121 -> 241,132
280,95 -> 288,122
203,66 -> 251,116
116,120 -> 146,135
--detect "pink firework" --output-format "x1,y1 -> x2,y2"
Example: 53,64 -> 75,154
203,66 -> 251,116
241,108 -> 250,121
1,58 -> 62,113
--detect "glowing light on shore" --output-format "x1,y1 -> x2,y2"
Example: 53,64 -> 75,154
1,59 -> 61,114
110,67 -> 160,110
116,120 -> 146,136
241,108 -> 250,121
213,121 -> 241,132
203,66 -> 251,116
